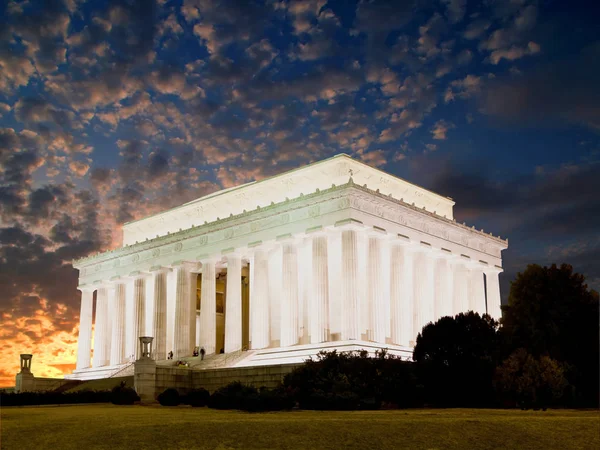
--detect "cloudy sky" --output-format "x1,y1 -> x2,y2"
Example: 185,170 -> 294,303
0,0 -> 598,386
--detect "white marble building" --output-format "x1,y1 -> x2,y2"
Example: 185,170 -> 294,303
68,154 -> 507,380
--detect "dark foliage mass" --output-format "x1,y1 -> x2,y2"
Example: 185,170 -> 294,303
413,312 -> 500,407
413,264 -> 599,409
501,264 -> 599,407
0,389 -> 111,406
111,381 -> 140,405
157,388 -> 180,406
184,388 -> 210,407
494,348 -> 568,410
283,350 -> 423,410
206,382 -> 294,412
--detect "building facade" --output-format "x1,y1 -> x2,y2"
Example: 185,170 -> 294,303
69,154 -> 507,380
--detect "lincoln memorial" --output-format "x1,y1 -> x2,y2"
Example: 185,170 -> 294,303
68,154 -> 507,380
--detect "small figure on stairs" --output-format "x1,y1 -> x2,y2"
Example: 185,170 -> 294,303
200,347 -> 206,360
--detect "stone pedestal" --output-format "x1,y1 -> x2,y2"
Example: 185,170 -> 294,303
134,337 -> 157,403
15,372 -> 35,392
15,354 -> 34,392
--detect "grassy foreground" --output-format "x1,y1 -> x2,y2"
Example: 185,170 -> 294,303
1,405 -> 598,449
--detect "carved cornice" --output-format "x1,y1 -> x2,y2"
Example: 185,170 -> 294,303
75,180 -> 507,276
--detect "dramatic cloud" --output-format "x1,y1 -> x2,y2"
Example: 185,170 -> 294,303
0,0 -> 597,386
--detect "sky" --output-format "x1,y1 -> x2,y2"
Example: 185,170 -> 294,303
0,0 -> 598,387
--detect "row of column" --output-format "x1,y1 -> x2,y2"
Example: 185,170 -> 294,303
76,263 -> 196,370
76,229 -> 502,370
246,229 -> 502,350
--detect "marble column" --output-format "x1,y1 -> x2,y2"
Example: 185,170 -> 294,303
389,241 -> 414,346
250,248 -> 270,349
413,250 -> 435,338
280,242 -> 299,348
485,268 -> 503,320
225,254 -> 243,353
126,276 -> 146,361
173,262 -> 196,359
268,246 -> 282,346
327,231 -> 342,337
452,260 -> 469,315
468,266 -> 487,315
434,256 -> 454,321
150,268 -> 168,360
247,254 -> 255,344
341,229 -> 359,340
109,282 -> 126,366
92,287 -> 109,367
367,235 -> 386,343
310,235 -> 329,343
199,260 -> 217,354
76,288 -> 94,370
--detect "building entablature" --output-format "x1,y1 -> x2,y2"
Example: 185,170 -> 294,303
120,154 -> 457,245
75,181 -> 507,287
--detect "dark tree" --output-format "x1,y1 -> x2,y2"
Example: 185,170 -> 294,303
494,348 -> 568,410
501,264 -> 599,406
413,312 -> 500,407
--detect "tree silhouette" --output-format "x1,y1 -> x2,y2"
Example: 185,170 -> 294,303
501,264 -> 599,406
413,312 -> 500,407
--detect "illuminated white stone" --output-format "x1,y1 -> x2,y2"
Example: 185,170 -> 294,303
225,254 -> 243,352
434,256 -> 453,320
76,288 -> 93,370
92,287 -> 110,367
70,154 -> 508,380
340,229 -> 360,340
310,234 -> 329,343
468,266 -> 487,316
485,268 -> 503,320
149,269 -> 168,360
367,236 -> 386,343
250,249 -> 270,349
109,283 -> 126,366
121,154 -> 455,245
280,243 -> 299,347
452,260 -> 469,315
199,259 -> 216,354
126,277 -> 146,360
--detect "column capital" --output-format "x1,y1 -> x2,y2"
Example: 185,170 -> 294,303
171,260 -> 200,271
334,218 -> 365,231
77,284 -> 96,293
484,265 -> 504,275
247,241 -> 278,256
148,265 -> 172,274
387,232 -> 416,247
364,226 -> 387,239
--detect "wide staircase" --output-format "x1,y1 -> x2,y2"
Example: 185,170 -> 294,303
61,376 -> 134,393
156,350 -> 254,370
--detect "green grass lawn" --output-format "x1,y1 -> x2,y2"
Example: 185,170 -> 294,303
1,405 -> 598,449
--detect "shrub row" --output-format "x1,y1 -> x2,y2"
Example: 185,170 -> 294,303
0,390 -> 112,406
283,349 -> 424,410
1,382 -> 140,406
157,383 -> 294,412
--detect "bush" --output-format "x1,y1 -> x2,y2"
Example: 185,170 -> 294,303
413,312 -> 500,407
283,349 -> 422,410
111,382 -> 140,405
495,349 -> 569,410
185,388 -> 210,407
206,382 -> 294,412
208,382 -> 260,411
258,386 -> 295,411
0,390 -> 112,406
157,388 -> 180,406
